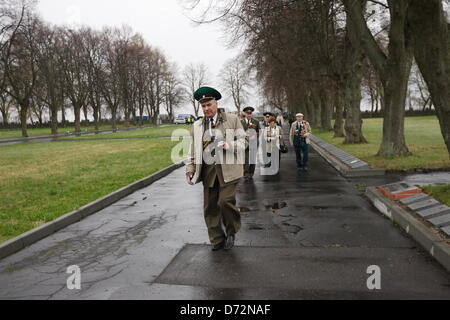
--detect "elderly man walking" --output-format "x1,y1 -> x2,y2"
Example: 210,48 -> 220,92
241,106 -> 261,181
289,113 -> 312,172
186,87 -> 246,251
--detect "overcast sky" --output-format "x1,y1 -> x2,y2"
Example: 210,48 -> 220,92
37,0 -> 248,114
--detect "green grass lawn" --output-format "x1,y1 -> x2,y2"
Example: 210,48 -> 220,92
0,137 -> 186,243
422,185 -> 450,207
313,116 -> 450,170
0,123 -> 163,140
60,125 -> 191,140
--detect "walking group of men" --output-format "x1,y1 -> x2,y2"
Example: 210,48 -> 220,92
186,86 -> 312,251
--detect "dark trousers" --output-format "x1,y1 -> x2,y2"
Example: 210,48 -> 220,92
294,139 -> 309,169
244,149 -> 256,177
203,178 -> 241,246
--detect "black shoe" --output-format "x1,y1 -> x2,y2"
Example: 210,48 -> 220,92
212,241 -> 225,251
224,235 -> 235,251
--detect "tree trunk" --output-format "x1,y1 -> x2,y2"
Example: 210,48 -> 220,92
344,66 -> 367,144
111,106 -> 117,132
74,105 -> 81,134
344,0 -> 411,155
343,14 -> 367,144
304,93 -> 314,126
20,103 -> 29,138
93,107 -> 99,132
61,105 -> 66,127
333,90 -> 345,138
320,89 -> 332,131
83,105 -> 89,123
124,108 -> 130,128
50,105 -> 58,135
37,110 -> 43,126
370,90 -> 375,113
377,52 -> 413,156
132,108 -> 137,126
1,109 -> 8,126
312,92 -> 322,129
408,0 -> 450,155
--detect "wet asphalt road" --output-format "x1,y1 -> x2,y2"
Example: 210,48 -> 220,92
0,149 -> 449,300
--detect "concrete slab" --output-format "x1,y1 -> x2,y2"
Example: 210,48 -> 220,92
155,245 -> 450,299
416,205 -> 450,219
310,137 -> 382,177
442,226 -> 450,237
400,194 -> 430,205
428,214 -> 450,228
408,199 -> 441,211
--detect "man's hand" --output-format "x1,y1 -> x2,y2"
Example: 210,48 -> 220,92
186,174 -> 194,185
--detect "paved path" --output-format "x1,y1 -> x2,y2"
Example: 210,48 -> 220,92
0,149 -> 449,300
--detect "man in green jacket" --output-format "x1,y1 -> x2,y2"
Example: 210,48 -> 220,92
186,87 -> 246,251
241,106 -> 261,181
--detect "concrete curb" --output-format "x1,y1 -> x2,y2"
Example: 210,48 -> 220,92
366,187 -> 450,272
0,162 -> 185,261
310,136 -> 385,177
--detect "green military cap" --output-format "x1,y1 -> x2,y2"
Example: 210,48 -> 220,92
243,106 -> 255,113
194,87 -> 222,103
263,112 -> 275,117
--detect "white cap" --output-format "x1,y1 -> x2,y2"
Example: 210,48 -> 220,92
296,113 -> 304,117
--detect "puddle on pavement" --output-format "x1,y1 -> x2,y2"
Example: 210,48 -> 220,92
281,222 -> 303,235
265,202 -> 288,212
248,224 -> 265,231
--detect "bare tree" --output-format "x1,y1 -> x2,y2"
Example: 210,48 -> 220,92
183,62 -> 208,117
34,23 -> 65,134
163,63 -> 184,122
61,28 -> 90,134
146,48 -> 167,125
220,55 -> 252,113
407,0 -> 450,155
85,27 -> 104,131
0,93 -> 12,125
3,8 -> 39,137
99,27 -> 122,131
344,0 -> 413,156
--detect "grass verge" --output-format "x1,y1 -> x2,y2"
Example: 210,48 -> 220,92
0,138 -> 183,243
59,125 -> 190,140
0,124 -> 169,140
313,116 -> 449,170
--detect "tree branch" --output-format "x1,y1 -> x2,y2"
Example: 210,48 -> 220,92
343,0 -> 387,77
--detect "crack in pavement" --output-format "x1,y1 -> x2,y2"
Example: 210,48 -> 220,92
1,213 -> 175,275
